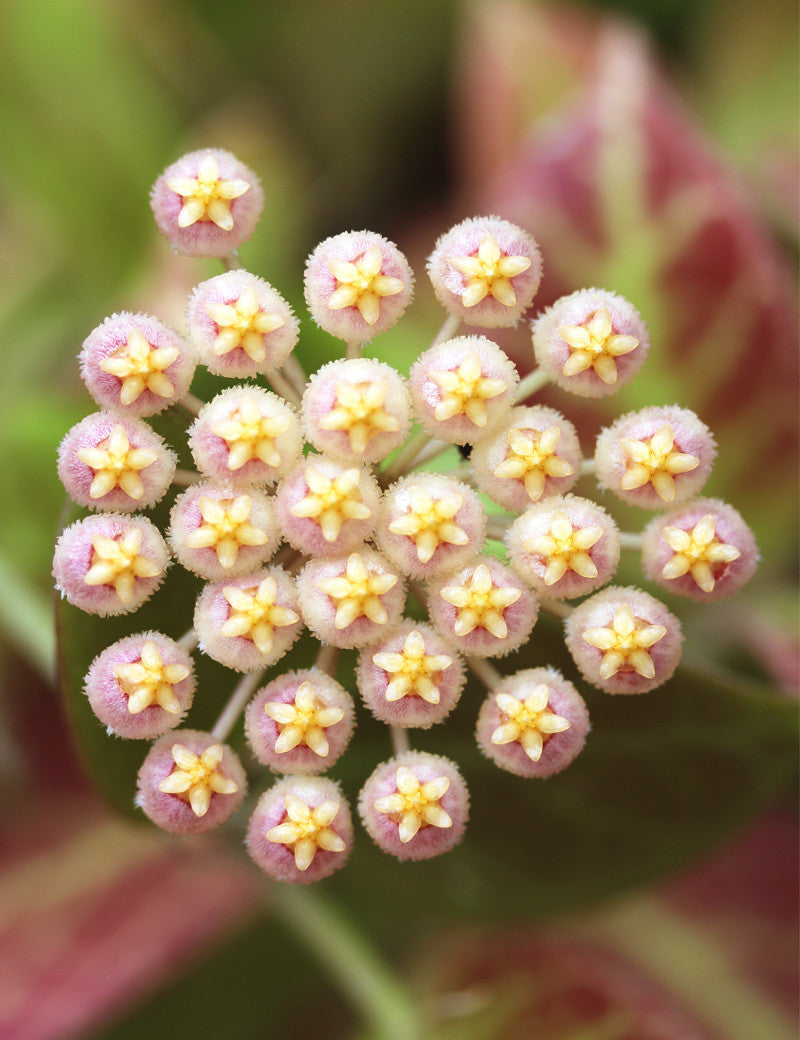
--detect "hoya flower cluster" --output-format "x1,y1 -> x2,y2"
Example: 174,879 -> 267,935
54,148 -> 758,884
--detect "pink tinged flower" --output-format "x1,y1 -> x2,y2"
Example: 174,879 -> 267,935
356,620 -> 466,728
169,482 -> 279,581
532,289 -> 649,398
506,494 -> 620,599
189,386 -> 302,487
194,566 -> 302,672
595,406 -> 716,509
150,148 -> 264,258
303,230 -> 414,340
376,472 -> 486,579
53,514 -> 169,617
187,270 -> 299,378
57,412 -> 176,512
137,729 -> 246,835
470,404 -> 581,512
358,752 -> 469,861
274,455 -> 380,557
565,586 -> 683,694
245,669 -> 355,774
475,667 -> 589,778
427,216 -> 542,327
428,558 -> 538,658
301,357 -> 411,463
641,498 -> 758,601
409,336 -> 519,444
247,776 -> 353,883
79,312 -> 195,418
297,549 -> 405,650
84,632 -> 195,739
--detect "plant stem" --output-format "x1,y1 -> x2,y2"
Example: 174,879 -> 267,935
221,251 -> 244,271
314,643 -> 339,676
466,656 -> 503,689
380,427 -> 432,483
406,438 -> 450,472
266,369 -> 302,407
540,597 -> 574,620
391,726 -> 411,755
345,339 -> 363,359
210,668 -> 265,741
282,354 -> 307,396
514,368 -> 550,402
581,458 -> 596,476
172,468 -> 201,487
619,531 -> 644,551
273,887 -> 424,1040
485,518 -> 511,540
432,312 -> 461,345
177,392 -> 205,417
177,627 -> 199,652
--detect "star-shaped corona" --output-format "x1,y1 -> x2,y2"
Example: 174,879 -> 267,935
99,328 -> 179,407
83,529 -> 162,604
372,630 -> 453,704
491,684 -> 570,762
439,563 -> 522,638
211,396 -> 291,471
327,247 -> 404,325
265,795 -> 346,871
264,681 -> 345,757
317,379 -> 400,455
76,425 -> 158,500
317,553 -> 399,630
581,603 -> 667,680
524,509 -> 603,586
158,743 -> 238,817
221,576 -> 300,655
558,308 -> 639,385
166,154 -> 250,231
387,486 -> 468,563
428,352 -> 507,428
619,425 -> 699,502
205,287 -> 285,361
448,233 -> 531,308
290,467 -> 371,542
113,641 -> 190,715
186,495 -> 268,569
494,426 -> 575,502
661,515 -> 741,593
373,766 -> 452,843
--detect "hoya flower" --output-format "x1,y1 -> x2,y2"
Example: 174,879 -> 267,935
409,336 -> 519,443
532,289 -> 649,398
247,776 -> 353,884
565,586 -> 683,694
189,386 -> 302,487
53,514 -> 169,617
169,482 -> 279,580
301,357 -> 411,463
641,499 -> 758,601
58,412 -> 176,512
84,632 -> 195,739
505,494 -> 620,599
595,406 -> 716,509
194,566 -> 303,672
470,404 -> 581,511
245,669 -> 355,774
304,230 -> 413,340
356,620 -> 466,728
376,472 -> 486,579
80,312 -> 195,418
274,455 -> 380,557
475,667 -> 589,778
150,148 -> 264,257
359,752 -> 469,861
427,216 -> 542,327
137,729 -> 246,834
187,270 -> 299,378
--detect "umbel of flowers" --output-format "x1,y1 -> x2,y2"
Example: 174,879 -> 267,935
53,148 -> 759,884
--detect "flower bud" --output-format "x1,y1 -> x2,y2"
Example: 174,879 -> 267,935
476,667 -> 589,778
427,216 -> 542,327
79,312 -> 195,418
358,751 -> 468,861
304,230 -> 413,340
247,776 -> 353,883
136,729 -> 246,834
245,669 -> 355,774
53,514 -> 169,616
150,148 -> 264,257
58,412 -> 176,512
